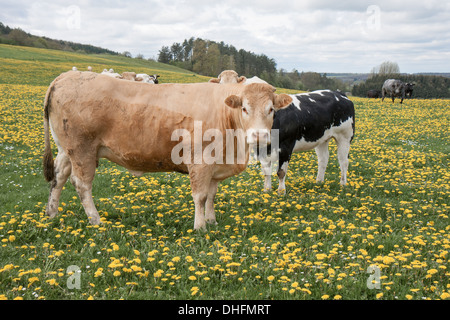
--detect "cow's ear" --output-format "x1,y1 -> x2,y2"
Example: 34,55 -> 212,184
225,95 -> 242,108
238,76 -> 247,83
274,94 -> 292,110
209,78 -> 220,83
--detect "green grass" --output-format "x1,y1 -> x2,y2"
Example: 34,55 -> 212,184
0,44 -> 449,300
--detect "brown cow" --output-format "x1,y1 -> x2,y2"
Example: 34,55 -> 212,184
209,70 -> 247,84
209,70 -> 269,85
43,71 -> 292,230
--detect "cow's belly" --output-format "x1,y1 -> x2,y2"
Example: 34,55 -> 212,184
97,146 -> 189,174
292,135 -> 328,152
292,118 -> 353,153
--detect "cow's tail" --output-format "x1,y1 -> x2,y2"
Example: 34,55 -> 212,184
43,84 -> 55,182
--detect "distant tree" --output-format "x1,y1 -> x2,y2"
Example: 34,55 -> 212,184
170,42 -> 184,61
182,37 -> 195,61
135,53 -> 144,59
121,51 -> 132,58
0,22 -> 11,34
220,54 -> 236,72
9,28 -> 31,46
192,39 -> 207,74
33,37 -> 48,49
370,61 -> 400,77
157,46 -> 172,63
204,42 -> 221,76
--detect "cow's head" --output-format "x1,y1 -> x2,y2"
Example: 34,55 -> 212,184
225,83 -> 292,144
209,70 -> 246,84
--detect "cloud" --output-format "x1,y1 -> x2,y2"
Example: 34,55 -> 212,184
0,0 -> 449,73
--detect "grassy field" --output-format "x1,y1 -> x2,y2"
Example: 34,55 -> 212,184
0,44 -> 449,300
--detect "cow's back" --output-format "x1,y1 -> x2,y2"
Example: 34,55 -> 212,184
47,71 -> 243,173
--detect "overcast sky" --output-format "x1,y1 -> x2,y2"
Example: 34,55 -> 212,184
1,0 -> 449,73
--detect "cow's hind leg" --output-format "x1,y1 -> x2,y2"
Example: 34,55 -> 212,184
46,150 -> 72,219
70,155 -> 101,225
335,135 -> 352,186
315,140 -> 330,183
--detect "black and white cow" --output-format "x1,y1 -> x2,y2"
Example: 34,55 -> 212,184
381,79 -> 414,104
257,90 -> 355,194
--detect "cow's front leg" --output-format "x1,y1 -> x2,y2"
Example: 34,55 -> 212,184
259,155 -> 272,192
277,161 -> 289,195
205,179 -> 219,225
189,165 -> 213,231
276,143 -> 294,195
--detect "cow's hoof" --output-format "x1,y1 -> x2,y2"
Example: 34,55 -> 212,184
45,207 -> 58,219
88,216 -> 102,225
206,219 -> 218,225
194,222 -> 207,231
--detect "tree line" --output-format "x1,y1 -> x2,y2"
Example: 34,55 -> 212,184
158,37 -> 348,92
0,22 -> 118,55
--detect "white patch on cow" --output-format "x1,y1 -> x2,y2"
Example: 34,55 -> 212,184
311,90 -> 331,96
291,96 -> 301,110
309,98 -> 316,103
334,95 -> 340,101
341,95 -> 351,101
292,117 -> 353,153
277,161 -> 289,192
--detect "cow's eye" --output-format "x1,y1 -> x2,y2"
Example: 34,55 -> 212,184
268,107 -> 274,114
242,107 -> 248,114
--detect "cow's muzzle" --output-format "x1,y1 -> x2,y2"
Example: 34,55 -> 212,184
246,129 -> 270,145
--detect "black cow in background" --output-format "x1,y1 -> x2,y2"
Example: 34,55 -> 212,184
367,89 -> 381,98
381,79 -> 415,103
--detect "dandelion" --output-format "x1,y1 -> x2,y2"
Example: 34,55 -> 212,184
28,277 -> 39,287
45,279 -> 58,286
440,292 -> 450,300
94,268 -> 103,277
191,286 -> 200,296
153,269 -> 164,278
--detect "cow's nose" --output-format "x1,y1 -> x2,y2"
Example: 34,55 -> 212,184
248,129 -> 270,144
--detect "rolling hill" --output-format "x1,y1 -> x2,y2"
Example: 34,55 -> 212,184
0,43 -> 210,87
